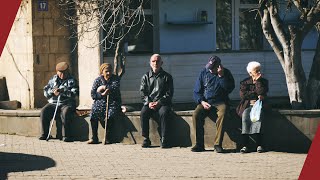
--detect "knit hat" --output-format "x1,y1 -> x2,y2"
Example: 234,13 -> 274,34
205,56 -> 221,70
99,63 -> 112,75
56,62 -> 69,71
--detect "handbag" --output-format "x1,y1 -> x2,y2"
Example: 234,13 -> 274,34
250,99 -> 262,122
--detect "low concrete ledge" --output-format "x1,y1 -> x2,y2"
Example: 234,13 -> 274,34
0,109 -> 40,117
0,108 -> 319,153
278,109 -> 320,115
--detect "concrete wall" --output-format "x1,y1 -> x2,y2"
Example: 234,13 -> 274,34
0,0 -> 317,110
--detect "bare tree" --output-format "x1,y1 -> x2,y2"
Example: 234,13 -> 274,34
58,0 -> 150,78
258,0 -> 320,109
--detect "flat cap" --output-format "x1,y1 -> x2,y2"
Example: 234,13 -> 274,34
56,62 -> 69,71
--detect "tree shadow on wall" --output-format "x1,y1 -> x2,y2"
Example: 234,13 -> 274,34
0,152 -> 56,179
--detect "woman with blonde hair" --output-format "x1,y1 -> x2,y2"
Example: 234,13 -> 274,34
87,63 -> 122,144
236,61 -> 269,153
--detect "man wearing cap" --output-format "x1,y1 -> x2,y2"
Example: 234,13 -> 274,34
39,61 -> 79,142
191,55 -> 235,153
140,54 -> 174,148
87,63 -> 122,144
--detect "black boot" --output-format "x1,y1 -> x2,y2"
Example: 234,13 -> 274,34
87,120 -> 99,144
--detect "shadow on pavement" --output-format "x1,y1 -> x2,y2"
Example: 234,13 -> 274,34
0,152 -> 56,179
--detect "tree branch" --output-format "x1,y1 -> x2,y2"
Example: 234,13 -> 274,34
268,2 -> 290,51
301,0 -> 320,37
259,1 -> 285,65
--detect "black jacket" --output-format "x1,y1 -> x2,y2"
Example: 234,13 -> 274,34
140,68 -> 174,106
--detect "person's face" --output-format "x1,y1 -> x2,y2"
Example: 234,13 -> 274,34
249,68 -> 261,79
57,70 -> 68,80
209,63 -> 220,74
150,56 -> 163,73
102,67 -> 112,80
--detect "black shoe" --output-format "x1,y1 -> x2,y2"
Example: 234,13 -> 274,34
87,138 -> 99,144
191,144 -> 205,152
38,136 -> 46,140
214,145 -> 224,153
142,138 -> 151,148
63,137 -> 74,142
39,135 -> 51,140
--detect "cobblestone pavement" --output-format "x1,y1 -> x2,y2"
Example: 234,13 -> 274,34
0,134 -> 307,180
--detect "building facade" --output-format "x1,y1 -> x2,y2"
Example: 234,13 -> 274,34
0,0 -> 318,109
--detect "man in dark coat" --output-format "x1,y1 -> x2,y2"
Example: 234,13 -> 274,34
192,55 -> 235,153
139,54 -> 174,148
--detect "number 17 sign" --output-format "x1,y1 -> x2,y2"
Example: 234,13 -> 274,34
38,0 -> 48,11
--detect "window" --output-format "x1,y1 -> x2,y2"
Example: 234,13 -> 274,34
103,0 -> 153,56
216,0 -> 263,51
127,0 -> 153,54
239,3 -> 263,50
216,0 -> 232,50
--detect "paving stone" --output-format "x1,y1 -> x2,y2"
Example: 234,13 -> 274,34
0,134 -> 307,179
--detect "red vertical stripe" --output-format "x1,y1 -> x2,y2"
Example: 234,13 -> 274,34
0,0 -> 22,57
299,125 -> 320,179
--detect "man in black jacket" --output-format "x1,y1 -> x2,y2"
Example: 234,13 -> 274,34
139,54 -> 174,148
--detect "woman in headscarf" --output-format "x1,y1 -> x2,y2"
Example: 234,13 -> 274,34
236,61 -> 269,153
87,63 -> 122,144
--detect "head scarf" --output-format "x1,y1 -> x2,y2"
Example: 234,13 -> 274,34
99,63 -> 112,75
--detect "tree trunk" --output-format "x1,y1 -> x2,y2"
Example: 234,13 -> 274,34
258,1 -> 320,109
113,39 -> 126,78
283,26 -> 307,109
306,35 -> 320,109
284,66 -> 307,109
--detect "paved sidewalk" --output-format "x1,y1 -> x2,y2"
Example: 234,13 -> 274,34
0,134 -> 306,180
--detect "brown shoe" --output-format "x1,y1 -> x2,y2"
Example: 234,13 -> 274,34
87,138 -> 99,144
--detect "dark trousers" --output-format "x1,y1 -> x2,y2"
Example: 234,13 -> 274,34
140,105 -> 172,139
192,103 -> 227,147
90,116 -> 115,141
40,103 -> 75,138
242,134 -> 262,147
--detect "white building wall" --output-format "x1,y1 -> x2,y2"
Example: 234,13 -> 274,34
105,51 -> 315,105
0,0 -> 34,109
